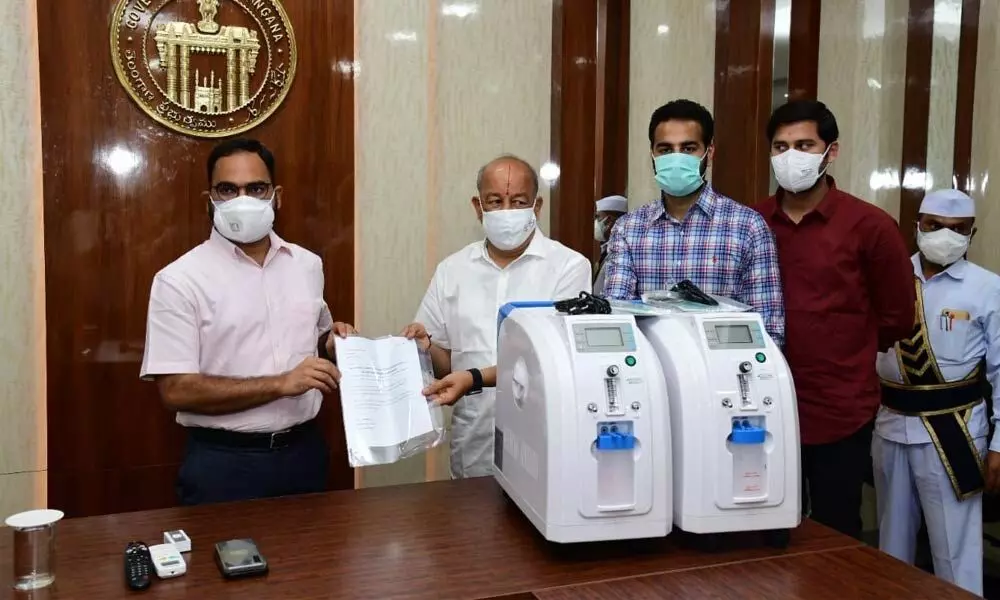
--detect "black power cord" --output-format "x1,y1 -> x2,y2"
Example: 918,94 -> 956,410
671,279 -> 719,306
554,291 -> 612,315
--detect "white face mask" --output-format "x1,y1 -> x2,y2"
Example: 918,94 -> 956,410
917,228 -> 970,267
594,218 -> 607,242
213,195 -> 275,244
771,147 -> 830,193
481,205 -> 537,251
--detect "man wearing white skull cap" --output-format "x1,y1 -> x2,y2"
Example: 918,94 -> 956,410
593,195 -> 628,295
874,188 -> 1000,595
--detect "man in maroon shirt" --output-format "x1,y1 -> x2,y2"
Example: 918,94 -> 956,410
755,100 -> 915,539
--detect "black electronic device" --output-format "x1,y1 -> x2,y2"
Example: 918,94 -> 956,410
554,291 -> 612,315
671,279 -> 719,306
214,538 -> 269,579
124,541 -> 154,591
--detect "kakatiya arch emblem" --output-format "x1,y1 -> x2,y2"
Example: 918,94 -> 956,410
111,0 -> 297,138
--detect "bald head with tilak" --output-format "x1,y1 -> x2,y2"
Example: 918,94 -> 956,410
473,154 -> 542,215
472,154 -> 543,262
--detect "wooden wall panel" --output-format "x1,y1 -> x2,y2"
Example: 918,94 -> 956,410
712,0 -> 776,205
596,0 -> 630,200
550,0 -> 630,263
550,0 -> 599,261
953,0 -> 981,195
787,0 -> 821,101
38,0 -> 355,517
898,0 -> 935,252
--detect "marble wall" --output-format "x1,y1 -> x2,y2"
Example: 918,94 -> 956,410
816,0 -> 909,220
626,0 -> 716,209
354,0 -> 553,487
0,0 -> 47,518
925,0 -> 962,196
969,0 -> 1000,272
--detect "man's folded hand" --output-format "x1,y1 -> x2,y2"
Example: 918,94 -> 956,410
280,357 -> 340,396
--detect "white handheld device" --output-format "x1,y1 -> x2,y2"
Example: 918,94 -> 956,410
148,543 -> 187,579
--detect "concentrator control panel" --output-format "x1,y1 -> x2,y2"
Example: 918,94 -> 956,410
702,320 -> 765,350
571,323 -> 637,353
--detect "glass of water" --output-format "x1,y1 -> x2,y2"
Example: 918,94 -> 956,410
5,509 -> 64,591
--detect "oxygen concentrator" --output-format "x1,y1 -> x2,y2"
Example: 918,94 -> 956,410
493,302 -> 672,543
638,312 -> 800,544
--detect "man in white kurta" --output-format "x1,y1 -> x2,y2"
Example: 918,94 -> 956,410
406,155 -> 591,478
873,189 -> 1000,596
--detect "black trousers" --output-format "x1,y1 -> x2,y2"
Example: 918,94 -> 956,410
177,424 -> 329,506
801,420 -> 874,539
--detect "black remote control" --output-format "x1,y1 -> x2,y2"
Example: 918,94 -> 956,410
124,541 -> 153,591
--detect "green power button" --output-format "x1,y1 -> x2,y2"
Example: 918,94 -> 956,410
755,352 -> 767,363
625,355 -> 637,367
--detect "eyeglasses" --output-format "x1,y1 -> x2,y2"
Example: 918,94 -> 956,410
918,220 -> 974,236
210,181 -> 274,201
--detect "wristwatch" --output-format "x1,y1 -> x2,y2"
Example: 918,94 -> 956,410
466,368 -> 484,396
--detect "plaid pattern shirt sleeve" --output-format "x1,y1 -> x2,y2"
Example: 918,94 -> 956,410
736,213 -> 785,346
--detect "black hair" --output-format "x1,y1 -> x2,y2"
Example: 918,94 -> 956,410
647,99 -> 714,147
766,100 -> 839,145
206,138 -> 276,184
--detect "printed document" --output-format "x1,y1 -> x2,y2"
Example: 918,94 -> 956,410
335,336 -> 435,463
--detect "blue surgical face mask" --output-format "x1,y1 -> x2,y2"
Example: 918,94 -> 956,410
653,152 -> 707,197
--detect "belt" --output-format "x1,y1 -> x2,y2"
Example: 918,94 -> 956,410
881,378 -> 982,415
880,379 -> 984,499
187,419 -> 317,450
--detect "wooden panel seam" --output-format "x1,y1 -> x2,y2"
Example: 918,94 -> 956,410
898,0 -> 936,251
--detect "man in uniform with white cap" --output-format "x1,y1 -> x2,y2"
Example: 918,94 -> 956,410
873,188 -> 1000,595
593,195 -> 628,295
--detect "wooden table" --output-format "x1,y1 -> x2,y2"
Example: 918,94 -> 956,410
0,478 -> 975,599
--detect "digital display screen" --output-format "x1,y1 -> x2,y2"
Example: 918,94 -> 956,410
585,327 -> 624,347
716,324 -> 752,344
161,560 -> 180,566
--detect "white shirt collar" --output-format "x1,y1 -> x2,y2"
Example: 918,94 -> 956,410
910,253 -> 968,282
469,228 -> 549,264
209,228 -> 292,261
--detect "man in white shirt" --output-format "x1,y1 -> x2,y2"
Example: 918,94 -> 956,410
401,154 -> 592,478
141,138 -> 355,505
874,189 -> 1000,595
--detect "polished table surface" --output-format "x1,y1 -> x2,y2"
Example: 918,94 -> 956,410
0,478 -> 975,599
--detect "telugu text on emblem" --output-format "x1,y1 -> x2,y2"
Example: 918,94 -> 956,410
111,0 -> 297,138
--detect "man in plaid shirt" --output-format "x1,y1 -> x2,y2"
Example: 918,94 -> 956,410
603,99 -> 785,346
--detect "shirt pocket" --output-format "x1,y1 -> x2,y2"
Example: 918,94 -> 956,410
933,317 -> 972,363
707,242 -> 743,277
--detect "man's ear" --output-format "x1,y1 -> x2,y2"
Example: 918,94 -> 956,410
471,196 -> 483,221
827,141 -> 840,164
533,196 -> 544,217
274,185 -> 284,210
